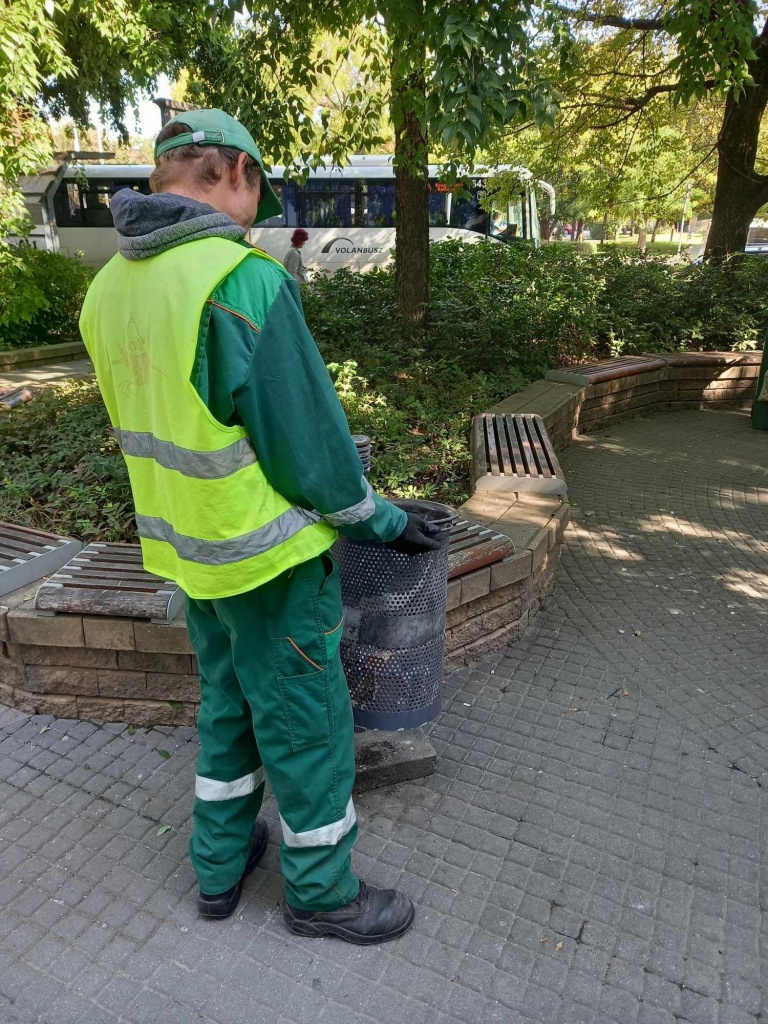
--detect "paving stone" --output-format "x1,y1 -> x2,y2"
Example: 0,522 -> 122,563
0,410 -> 767,1023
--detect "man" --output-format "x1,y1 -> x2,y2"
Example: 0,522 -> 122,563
282,227 -> 309,284
80,109 -> 440,944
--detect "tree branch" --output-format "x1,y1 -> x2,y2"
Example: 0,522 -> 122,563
549,3 -> 669,32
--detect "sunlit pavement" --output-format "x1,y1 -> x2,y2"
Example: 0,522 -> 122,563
0,408 -> 766,1024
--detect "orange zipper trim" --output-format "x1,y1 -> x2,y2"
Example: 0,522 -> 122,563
287,637 -> 323,672
325,618 -> 344,636
206,299 -> 261,333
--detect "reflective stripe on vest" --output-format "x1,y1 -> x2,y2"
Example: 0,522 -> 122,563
113,427 -> 257,479
135,507 -> 321,566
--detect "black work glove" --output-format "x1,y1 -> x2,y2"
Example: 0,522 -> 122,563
386,512 -> 444,555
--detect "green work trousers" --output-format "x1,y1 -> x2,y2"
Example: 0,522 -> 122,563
185,552 -> 360,912
752,332 -> 768,431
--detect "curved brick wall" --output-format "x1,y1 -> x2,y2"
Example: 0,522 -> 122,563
7,349 -> 754,724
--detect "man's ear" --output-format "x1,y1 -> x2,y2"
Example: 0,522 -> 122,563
232,151 -> 250,186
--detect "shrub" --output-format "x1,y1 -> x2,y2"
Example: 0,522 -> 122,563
2,240 -> 765,542
0,380 -> 134,541
0,245 -> 94,351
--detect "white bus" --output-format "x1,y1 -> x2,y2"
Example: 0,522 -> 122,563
33,156 -> 553,273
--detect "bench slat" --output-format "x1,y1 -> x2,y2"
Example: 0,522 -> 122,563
0,522 -> 83,598
472,414 -> 567,496
34,541 -> 182,623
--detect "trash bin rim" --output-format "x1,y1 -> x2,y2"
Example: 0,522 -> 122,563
391,498 -> 456,532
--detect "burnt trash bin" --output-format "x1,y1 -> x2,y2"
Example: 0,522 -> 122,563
335,499 -> 454,730
352,435 -> 372,476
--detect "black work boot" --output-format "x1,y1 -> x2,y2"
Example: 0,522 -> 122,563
197,820 -> 269,919
283,880 -> 415,944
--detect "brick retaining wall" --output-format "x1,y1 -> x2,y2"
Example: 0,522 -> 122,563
0,495 -> 569,721
0,606 -> 198,726
3,350 -> 759,725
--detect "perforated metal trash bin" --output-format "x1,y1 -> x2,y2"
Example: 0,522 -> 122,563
335,499 -> 454,730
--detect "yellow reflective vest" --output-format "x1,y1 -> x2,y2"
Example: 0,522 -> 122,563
80,237 -> 336,599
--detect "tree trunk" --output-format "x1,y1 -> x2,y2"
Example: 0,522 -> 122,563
651,220 -> 661,243
600,210 -> 609,243
540,217 -> 554,241
705,83 -> 768,257
638,221 -> 647,253
575,218 -> 584,242
391,41 -> 429,329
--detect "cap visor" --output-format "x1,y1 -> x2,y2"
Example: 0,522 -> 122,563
253,172 -> 283,225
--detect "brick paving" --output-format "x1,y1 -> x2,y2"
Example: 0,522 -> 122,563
0,407 -> 767,1024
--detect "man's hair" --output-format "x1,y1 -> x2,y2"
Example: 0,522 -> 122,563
150,121 -> 262,193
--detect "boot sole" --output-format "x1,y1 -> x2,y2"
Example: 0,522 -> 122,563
284,904 -> 415,945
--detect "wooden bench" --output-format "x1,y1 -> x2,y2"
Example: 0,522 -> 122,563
471,412 -> 567,496
540,351 -> 762,435
546,356 -> 667,386
0,522 -> 82,598
34,542 -> 183,623
448,517 -> 515,579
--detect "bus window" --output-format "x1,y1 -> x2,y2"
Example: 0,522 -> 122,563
428,186 -> 449,227
488,195 -> 529,243
53,182 -> 82,227
298,181 -> 356,228
508,196 -> 523,240
280,183 -> 298,227
80,185 -> 114,227
451,189 -> 487,233
363,181 -> 395,227
258,181 -> 286,227
53,178 -> 152,229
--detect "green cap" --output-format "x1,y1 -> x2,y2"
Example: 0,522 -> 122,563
154,108 -> 282,226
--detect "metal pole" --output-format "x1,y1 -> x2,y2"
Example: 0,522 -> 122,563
677,183 -> 691,257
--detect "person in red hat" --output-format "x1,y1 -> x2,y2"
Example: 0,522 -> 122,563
283,228 -> 310,284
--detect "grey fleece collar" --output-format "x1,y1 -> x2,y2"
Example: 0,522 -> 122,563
111,189 -> 245,260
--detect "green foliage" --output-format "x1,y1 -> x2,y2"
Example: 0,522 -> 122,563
303,264 -> 527,505
3,241 -> 765,541
0,0 -> 226,238
0,380 -> 134,541
0,246 -> 94,350
190,2 -> 566,172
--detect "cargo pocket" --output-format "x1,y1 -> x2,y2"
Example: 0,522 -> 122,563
318,553 -> 344,661
273,637 -> 333,752
272,555 -> 337,753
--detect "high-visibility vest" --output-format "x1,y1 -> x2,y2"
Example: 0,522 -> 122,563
80,237 -> 336,600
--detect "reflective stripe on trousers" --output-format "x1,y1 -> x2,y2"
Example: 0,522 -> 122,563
195,768 -> 266,801
279,798 -> 357,849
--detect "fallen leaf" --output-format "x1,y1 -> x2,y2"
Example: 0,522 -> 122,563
156,749 -> 171,760
568,707 -> 581,712
634,630 -> 641,637
39,725 -> 51,734
555,942 -> 563,951
540,935 -> 549,943
84,764 -> 91,771
156,824 -> 172,836
622,690 -> 630,697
